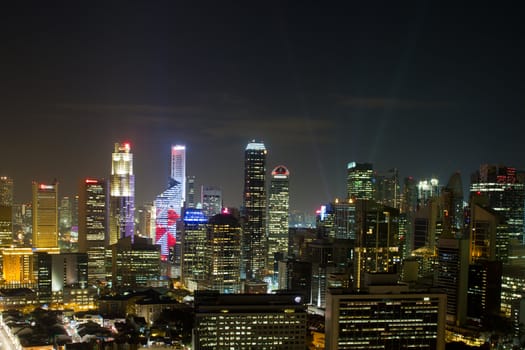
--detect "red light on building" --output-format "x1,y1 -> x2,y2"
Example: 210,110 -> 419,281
85,179 -> 99,184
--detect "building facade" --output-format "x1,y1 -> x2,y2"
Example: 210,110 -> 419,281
78,178 -> 108,284
267,165 -> 290,280
242,140 -> 267,281
32,181 -> 59,249
109,142 -> 135,245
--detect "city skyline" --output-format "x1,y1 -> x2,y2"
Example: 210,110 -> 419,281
2,2 -> 525,213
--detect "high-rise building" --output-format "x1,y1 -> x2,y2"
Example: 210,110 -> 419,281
417,178 -> 440,208
171,145 -> 186,209
242,140 -> 267,281
206,212 -> 241,294
109,142 -> 135,245
201,186 -> 222,218
154,179 -> 182,260
353,200 -> 400,290
470,164 -> 525,261
111,236 -> 161,288
186,175 -> 196,209
193,292 -> 307,350
180,208 -> 208,290
78,178 -> 108,284
267,165 -> 290,279
0,176 -> 14,248
346,162 -> 374,200
32,181 -> 59,250
375,168 -> 400,208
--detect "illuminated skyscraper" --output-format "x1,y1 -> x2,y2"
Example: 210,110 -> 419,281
109,142 -> 135,245
32,181 -> 59,249
78,178 -> 108,284
180,208 -> 208,289
242,140 -> 267,281
171,145 -> 186,209
417,178 -> 440,208
353,200 -> 400,290
0,176 -> 14,247
470,164 -> 525,260
206,212 -> 241,293
267,165 -> 290,279
375,168 -> 400,208
154,179 -> 182,260
346,162 -> 374,200
186,175 -> 196,209
201,186 -> 222,218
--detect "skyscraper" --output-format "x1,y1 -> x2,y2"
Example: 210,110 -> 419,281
242,140 -> 267,281
346,162 -> 374,200
78,178 -> 108,284
353,199 -> 400,290
154,179 -> 182,260
180,208 -> 208,290
206,212 -> 242,293
171,145 -> 186,209
201,186 -> 222,218
0,176 -> 14,247
470,164 -> 525,261
186,175 -> 196,209
267,165 -> 290,280
109,142 -> 135,245
32,181 -> 59,250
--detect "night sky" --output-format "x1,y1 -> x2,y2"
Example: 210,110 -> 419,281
1,2 -> 524,213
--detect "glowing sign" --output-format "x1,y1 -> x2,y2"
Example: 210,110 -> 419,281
39,184 -> 54,190
85,179 -> 99,184
183,209 -> 208,223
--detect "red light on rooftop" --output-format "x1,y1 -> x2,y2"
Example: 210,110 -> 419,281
85,179 -> 98,184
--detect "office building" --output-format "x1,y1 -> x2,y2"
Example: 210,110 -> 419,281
242,140 -> 267,281
417,178 -> 440,208
78,178 -> 108,284
470,164 -> 525,262
353,200 -> 400,290
201,186 -> 222,218
186,175 -> 196,208
154,179 -> 182,260
0,176 -> 13,248
346,162 -> 374,200
375,167 -> 400,208
267,165 -> 290,279
171,144 -> 186,209
193,291 -> 307,350
1,247 -> 36,288
325,286 -> 446,350
205,212 -> 241,294
111,236 -> 161,289
180,208 -> 208,290
316,199 -> 356,240
109,142 -> 135,245
32,181 -> 59,250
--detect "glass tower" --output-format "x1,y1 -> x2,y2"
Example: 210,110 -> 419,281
171,145 -> 186,209
32,181 -> 59,249
346,162 -> 374,200
267,165 -> 290,280
0,176 -> 14,248
109,142 -> 135,245
242,140 -> 267,281
78,178 -> 108,284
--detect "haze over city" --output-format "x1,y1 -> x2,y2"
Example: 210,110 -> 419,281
2,2 -> 524,212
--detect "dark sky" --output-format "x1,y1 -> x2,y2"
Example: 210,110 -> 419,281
1,2 -> 524,213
